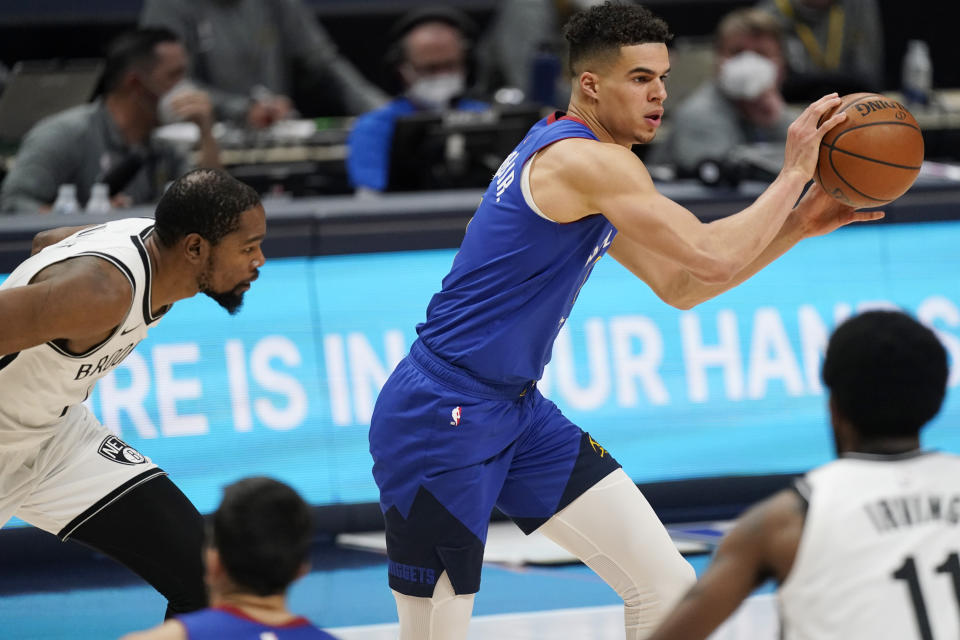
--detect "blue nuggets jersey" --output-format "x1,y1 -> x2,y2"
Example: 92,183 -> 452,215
177,606 -> 338,639
416,113 -> 617,385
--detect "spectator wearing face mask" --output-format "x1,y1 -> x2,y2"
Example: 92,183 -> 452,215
140,0 -> 388,128
345,6 -> 488,193
648,8 -> 794,177
0,28 -> 220,214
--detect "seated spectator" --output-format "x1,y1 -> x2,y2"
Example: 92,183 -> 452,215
757,0 -> 884,102
140,0 -> 388,128
346,6 -> 488,193
0,28 -> 220,214
121,476 -> 340,640
649,8 -> 794,177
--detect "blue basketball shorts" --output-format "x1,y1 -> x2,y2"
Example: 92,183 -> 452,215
369,339 -> 621,597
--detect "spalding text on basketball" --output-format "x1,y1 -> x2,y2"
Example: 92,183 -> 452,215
853,99 -> 907,117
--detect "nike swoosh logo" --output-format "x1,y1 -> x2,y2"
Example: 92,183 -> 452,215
120,326 -> 141,336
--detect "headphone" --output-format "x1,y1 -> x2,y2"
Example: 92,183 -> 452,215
383,5 -> 478,88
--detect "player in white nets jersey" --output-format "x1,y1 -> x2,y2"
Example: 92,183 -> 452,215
647,309 -> 960,640
0,168 -> 265,619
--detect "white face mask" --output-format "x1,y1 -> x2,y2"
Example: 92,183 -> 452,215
406,72 -> 465,110
717,51 -> 777,100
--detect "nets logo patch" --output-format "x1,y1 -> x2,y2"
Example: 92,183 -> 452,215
97,435 -> 146,465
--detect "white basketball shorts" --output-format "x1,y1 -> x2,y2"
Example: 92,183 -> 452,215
0,403 -> 164,538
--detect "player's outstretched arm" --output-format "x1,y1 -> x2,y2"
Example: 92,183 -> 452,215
611,182 -> 884,309
645,490 -> 806,640
533,94 -> 851,283
0,257 -> 132,356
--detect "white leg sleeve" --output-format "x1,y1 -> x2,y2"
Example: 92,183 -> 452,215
392,570 -> 476,640
538,468 -> 696,640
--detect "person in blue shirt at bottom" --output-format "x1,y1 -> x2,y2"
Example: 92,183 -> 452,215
122,477 -> 338,640
368,2 -> 884,639
346,6 -> 488,193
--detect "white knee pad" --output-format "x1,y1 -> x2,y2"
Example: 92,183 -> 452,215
539,468 -> 697,639
392,570 -> 476,640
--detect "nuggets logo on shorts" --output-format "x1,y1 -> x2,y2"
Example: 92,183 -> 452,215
388,560 -> 436,585
97,435 -> 147,465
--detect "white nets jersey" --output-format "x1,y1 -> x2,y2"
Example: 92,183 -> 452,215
779,451 -> 960,640
0,218 -> 167,447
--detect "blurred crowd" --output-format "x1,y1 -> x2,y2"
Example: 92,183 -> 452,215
0,0 -> 940,214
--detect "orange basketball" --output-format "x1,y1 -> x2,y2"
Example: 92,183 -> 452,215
814,92 -> 924,208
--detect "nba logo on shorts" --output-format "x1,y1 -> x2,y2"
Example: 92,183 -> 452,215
97,435 -> 147,465
450,406 -> 462,426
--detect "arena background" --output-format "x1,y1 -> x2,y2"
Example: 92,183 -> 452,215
0,0 -> 957,637
0,0 -> 956,114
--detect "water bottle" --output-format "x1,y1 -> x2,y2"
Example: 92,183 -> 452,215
85,183 -> 111,215
901,40 -> 932,106
51,184 -> 80,215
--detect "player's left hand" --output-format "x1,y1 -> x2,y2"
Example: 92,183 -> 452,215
794,181 -> 885,238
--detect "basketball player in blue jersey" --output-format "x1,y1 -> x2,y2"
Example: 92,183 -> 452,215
123,476 -> 339,640
646,311 -> 960,640
0,169 -> 265,619
368,3 -> 884,639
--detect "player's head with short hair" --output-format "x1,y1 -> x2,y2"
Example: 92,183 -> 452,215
822,310 -> 948,440
208,476 -> 314,597
155,169 -> 265,315
153,168 -> 261,248
562,1 -> 672,77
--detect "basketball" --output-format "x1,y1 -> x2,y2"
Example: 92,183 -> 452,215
814,92 -> 924,208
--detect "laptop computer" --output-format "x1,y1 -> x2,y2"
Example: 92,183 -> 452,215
0,59 -> 103,146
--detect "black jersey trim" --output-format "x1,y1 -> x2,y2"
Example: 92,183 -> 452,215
0,351 -> 20,371
842,449 -> 931,462
132,227 -> 170,326
57,468 -> 167,541
44,251 -> 137,359
790,477 -> 811,512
